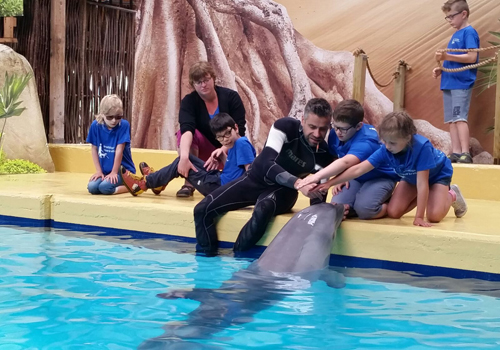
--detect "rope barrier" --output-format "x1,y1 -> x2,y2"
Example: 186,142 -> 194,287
353,48 -> 411,88
436,45 -> 500,73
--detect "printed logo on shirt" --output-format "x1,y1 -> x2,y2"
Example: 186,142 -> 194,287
98,144 -> 107,159
98,144 -> 115,159
451,38 -> 460,45
285,149 -> 306,167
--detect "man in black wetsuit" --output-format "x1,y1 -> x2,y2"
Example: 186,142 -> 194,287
194,98 -> 336,254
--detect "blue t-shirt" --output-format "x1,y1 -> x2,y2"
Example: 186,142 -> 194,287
209,106 -> 220,119
441,25 -> 479,90
367,134 -> 453,185
328,124 -> 398,182
86,119 -> 136,175
220,136 -> 256,185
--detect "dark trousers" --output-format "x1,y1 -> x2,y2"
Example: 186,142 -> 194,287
145,154 -> 221,197
194,174 -> 299,253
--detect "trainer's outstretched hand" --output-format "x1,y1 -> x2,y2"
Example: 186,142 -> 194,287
296,174 -> 320,190
298,183 -> 324,199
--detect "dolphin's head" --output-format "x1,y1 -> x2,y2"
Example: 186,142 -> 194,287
256,203 -> 344,274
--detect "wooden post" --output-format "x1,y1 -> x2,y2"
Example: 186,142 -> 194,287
49,0 -> 66,144
0,17 -> 17,43
494,53 -> 500,164
393,62 -> 407,111
352,54 -> 367,105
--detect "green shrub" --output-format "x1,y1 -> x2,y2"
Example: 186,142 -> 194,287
0,0 -> 23,17
0,158 -> 46,174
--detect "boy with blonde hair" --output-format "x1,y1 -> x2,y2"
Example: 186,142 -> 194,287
433,0 -> 479,164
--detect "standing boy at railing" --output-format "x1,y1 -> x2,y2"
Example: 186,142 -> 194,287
433,0 -> 479,164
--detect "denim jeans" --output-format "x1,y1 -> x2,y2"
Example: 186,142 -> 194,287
88,175 -> 123,195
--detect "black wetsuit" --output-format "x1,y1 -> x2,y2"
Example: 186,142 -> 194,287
194,117 -> 335,253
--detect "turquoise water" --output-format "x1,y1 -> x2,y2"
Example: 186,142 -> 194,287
1,226 -> 500,349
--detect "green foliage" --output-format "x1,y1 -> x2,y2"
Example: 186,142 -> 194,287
476,21 -> 500,93
0,158 -> 46,174
0,0 -> 23,16
0,72 -> 32,120
476,21 -> 500,133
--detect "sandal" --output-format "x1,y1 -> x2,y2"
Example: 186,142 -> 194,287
176,185 -> 195,197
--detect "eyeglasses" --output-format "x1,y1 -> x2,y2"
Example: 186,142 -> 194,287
194,76 -> 213,86
105,115 -> 123,121
215,128 -> 233,141
444,11 -> 463,21
331,123 -> 355,134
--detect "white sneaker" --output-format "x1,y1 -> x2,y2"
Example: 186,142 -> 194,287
450,184 -> 467,218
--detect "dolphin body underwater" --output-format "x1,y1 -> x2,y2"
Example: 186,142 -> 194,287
140,203 -> 345,350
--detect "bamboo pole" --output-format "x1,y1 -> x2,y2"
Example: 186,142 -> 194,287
393,62 -> 407,111
494,53 -> 500,164
0,17 -> 17,43
49,0 -> 66,143
352,54 -> 367,105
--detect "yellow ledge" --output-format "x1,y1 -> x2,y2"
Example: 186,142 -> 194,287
0,144 -> 497,276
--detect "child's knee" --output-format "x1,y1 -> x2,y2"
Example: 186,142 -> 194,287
387,206 -> 404,219
426,210 -> 445,223
87,181 -> 101,194
98,180 -> 117,195
353,202 -> 379,220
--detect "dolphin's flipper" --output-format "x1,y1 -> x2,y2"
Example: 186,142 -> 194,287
157,288 -> 194,300
319,269 -> 346,289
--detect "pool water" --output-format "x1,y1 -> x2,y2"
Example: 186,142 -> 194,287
1,226 -> 499,349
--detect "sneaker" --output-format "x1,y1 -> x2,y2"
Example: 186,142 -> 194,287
120,166 -> 147,196
176,185 -> 195,197
447,153 -> 460,163
139,162 -> 165,195
457,152 -> 473,164
450,184 -> 467,218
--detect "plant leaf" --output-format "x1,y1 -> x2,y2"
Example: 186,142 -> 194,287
10,108 -> 26,117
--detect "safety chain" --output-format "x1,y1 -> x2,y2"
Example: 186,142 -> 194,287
436,44 -> 500,73
353,49 -> 411,88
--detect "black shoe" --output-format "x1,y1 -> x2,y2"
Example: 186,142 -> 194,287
457,152 -> 473,164
447,153 -> 460,163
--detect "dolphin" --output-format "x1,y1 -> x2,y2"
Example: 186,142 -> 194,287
139,203 -> 345,350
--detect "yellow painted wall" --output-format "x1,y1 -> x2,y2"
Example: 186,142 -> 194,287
48,144 -> 500,201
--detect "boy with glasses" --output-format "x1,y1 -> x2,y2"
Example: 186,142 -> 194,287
433,0 -> 479,164
309,99 -> 399,219
120,113 -> 255,197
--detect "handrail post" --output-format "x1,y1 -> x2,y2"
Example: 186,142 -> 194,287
494,52 -> 500,164
393,61 -> 407,111
49,0 -> 66,143
352,53 -> 367,105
